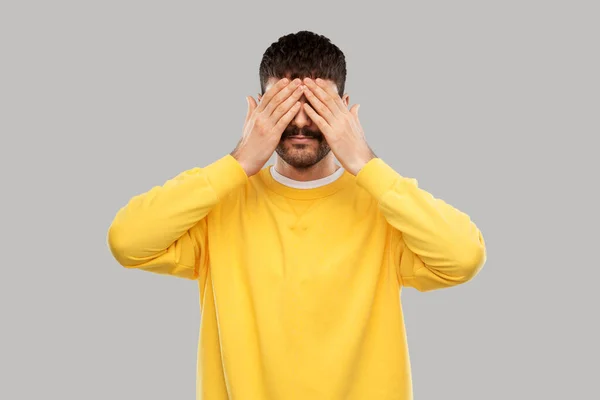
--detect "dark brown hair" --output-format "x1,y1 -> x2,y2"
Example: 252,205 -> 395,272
259,31 -> 347,97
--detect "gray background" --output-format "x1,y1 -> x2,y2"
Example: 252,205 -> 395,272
1,0 -> 598,399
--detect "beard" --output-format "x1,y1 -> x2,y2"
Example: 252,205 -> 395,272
275,126 -> 331,169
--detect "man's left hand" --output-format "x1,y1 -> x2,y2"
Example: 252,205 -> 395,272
302,78 -> 375,175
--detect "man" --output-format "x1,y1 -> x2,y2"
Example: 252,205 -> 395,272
107,30 -> 486,400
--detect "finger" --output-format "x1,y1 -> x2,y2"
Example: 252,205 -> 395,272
302,87 -> 336,124
315,78 -> 348,113
270,83 -> 305,122
255,78 -> 290,113
303,78 -> 345,116
264,78 -> 302,117
273,101 -> 302,134
349,104 -> 360,118
245,96 -> 257,124
302,103 -> 332,135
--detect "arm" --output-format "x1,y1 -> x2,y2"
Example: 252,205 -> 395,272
356,158 -> 486,292
106,154 -> 248,279
107,78 -> 303,279
295,79 -> 485,291
295,79 -> 485,290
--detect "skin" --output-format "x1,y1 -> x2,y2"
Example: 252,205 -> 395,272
265,77 -> 347,181
231,76 -> 375,181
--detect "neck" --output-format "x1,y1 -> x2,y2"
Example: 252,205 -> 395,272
274,153 -> 340,181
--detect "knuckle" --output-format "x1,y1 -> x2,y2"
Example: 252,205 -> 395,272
278,106 -> 287,114
278,90 -> 291,102
277,102 -> 291,114
255,116 -> 267,129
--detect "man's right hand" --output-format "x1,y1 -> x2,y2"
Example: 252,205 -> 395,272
231,78 -> 305,177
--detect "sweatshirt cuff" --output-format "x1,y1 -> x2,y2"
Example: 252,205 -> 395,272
355,158 -> 403,202
203,154 -> 248,200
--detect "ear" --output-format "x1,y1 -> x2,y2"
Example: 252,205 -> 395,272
342,94 -> 350,108
258,93 -> 263,103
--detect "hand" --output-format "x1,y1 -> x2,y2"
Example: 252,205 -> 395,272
301,78 -> 375,175
231,78 -> 305,177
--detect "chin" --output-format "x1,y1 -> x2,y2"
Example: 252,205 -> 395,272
275,146 -> 331,169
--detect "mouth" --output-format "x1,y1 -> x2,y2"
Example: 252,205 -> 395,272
286,136 -> 316,142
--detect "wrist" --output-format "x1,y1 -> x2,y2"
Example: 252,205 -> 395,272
230,155 -> 250,176
349,150 -> 376,175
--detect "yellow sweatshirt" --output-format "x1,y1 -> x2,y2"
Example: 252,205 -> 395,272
107,154 -> 486,400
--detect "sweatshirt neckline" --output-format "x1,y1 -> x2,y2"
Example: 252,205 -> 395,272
259,164 -> 352,200
270,165 -> 346,189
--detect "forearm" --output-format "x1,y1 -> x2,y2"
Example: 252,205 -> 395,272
107,154 -> 248,266
356,158 -> 486,281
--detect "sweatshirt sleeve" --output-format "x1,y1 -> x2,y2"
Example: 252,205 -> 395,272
107,154 -> 248,280
356,158 -> 486,292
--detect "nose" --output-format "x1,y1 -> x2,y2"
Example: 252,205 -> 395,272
291,96 -> 313,130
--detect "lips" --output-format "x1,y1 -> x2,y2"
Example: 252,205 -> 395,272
287,136 -> 316,144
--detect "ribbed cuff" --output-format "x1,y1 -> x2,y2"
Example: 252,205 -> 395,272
355,158 -> 402,202
202,154 -> 248,200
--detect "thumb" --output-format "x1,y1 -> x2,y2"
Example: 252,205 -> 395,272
350,104 -> 360,118
244,96 -> 257,122
248,96 -> 258,111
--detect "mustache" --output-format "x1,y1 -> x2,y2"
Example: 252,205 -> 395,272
281,127 -> 323,139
